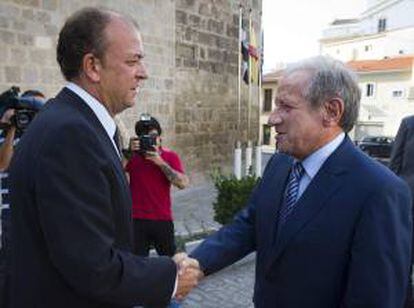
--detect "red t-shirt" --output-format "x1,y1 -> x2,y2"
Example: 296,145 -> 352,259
125,147 -> 184,221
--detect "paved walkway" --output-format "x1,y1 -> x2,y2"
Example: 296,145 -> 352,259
182,253 -> 256,307
172,183 -> 221,239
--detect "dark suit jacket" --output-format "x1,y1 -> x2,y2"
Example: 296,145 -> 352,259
9,88 -> 176,308
390,115 -> 414,198
191,137 -> 412,308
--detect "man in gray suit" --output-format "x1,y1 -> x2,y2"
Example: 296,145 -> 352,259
390,115 -> 414,308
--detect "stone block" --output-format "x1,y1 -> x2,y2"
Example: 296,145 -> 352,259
13,0 -> 40,7
226,24 -> 238,38
0,30 -> 15,45
22,67 -> 39,84
164,79 -> 173,90
207,19 -> 224,34
0,3 -> 20,17
22,9 -> 51,23
10,48 -> 27,65
0,45 -> 8,61
199,3 -> 210,16
44,24 -> 59,36
42,0 -> 59,10
188,14 -> 201,28
176,10 -> 187,25
12,20 -> 26,31
184,27 -> 197,42
176,0 -> 196,10
35,36 -> 53,49
5,66 -> 22,83
0,16 -> 10,29
197,31 -> 212,46
17,33 -> 34,46
176,42 -> 195,60
30,50 -> 47,65
208,48 -> 223,62
232,13 -> 239,26
198,61 -> 212,72
40,67 -> 59,84
183,58 -> 197,68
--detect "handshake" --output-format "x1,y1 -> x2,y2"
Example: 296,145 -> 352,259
173,252 -> 204,301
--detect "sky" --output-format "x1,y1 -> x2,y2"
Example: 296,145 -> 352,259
262,0 -> 367,72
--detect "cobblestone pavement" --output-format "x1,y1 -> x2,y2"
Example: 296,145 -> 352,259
172,183 -> 220,238
182,255 -> 256,308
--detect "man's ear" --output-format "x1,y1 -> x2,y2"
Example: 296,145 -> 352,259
322,98 -> 344,127
82,53 -> 102,83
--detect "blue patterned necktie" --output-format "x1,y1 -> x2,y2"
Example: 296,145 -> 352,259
278,162 -> 305,226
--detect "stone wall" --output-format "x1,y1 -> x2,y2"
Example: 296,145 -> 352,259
174,0 -> 262,183
0,0 -> 262,184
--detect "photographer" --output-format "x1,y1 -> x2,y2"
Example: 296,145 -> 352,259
125,115 -> 189,258
0,88 -> 44,307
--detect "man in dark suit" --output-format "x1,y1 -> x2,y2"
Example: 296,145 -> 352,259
8,7 -> 200,308
188,56 -> 412,307
390,115 -> 414,308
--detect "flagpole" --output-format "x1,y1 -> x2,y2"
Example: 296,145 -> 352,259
247,9 -> 252,141
237,4 -> 242,138
234,4 -> 243,179
258,12 -> 263,146
255,12 -> 263,178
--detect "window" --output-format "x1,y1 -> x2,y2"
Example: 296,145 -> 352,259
263,125 -> 271,145
392,90 -> 404,98
263,89 -> 273,112
378,18 -> 387,32
366,83 -> 375,97
364,45 -> 372,52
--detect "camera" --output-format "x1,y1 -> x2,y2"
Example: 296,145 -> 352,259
135,113 -> 158,155
0,86 -> 43,135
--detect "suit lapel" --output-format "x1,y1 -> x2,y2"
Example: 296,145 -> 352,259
267,138 -> 351,267
264,157 -> 292,247
57,88 -> 128,188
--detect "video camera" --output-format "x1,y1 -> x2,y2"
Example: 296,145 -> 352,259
135,113 -> 158,155
0,86 -> 43,135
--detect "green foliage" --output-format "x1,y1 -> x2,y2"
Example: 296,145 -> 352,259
211,170 -> 260,225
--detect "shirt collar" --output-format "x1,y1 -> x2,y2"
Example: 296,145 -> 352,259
65,82 -> 116,140
300,132 -> 345,180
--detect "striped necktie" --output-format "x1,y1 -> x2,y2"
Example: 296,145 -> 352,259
278,162 -> 305,226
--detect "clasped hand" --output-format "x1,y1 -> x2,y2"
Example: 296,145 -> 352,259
173,252 -> 204,301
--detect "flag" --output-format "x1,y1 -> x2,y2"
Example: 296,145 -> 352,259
241,18 -> 249,84
248,25 -> 259,84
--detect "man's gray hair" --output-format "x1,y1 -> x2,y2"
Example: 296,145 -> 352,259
284,56 -> 361,133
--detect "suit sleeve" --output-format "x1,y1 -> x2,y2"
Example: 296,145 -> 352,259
390,119 -> 408,175
190,195 -> 257,275
34,125 -> 176,307
189,154 -> 283,275
343,179 -> 412,308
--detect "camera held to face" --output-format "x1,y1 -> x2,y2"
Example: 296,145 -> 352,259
135,113 -> 158,155
0,86 -> 43,135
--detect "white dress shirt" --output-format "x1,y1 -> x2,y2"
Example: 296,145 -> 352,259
65,82 -> 121,157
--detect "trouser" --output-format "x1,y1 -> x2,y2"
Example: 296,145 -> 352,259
133,219 -> 176,257
0,208 -> 11,308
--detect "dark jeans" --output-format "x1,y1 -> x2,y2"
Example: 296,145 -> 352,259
0,208 -> 11,308
133,219 -> 176,257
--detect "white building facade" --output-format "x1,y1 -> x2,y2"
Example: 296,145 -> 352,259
320,0 -> 414,139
